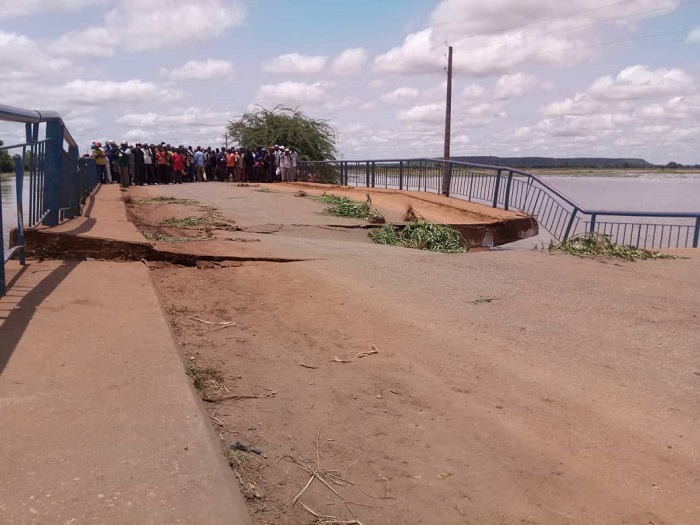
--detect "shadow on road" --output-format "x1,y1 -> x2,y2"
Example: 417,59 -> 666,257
0,260 -> 78,376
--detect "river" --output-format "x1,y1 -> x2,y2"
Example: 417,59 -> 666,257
2,172 -> 700,252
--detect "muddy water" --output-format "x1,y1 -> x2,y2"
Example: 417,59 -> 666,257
1,173 -> 29,252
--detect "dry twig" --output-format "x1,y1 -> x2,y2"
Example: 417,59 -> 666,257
203,390 -> 277,403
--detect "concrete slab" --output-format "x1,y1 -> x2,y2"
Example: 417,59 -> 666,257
48,184 -> 147,245
0,260 -> 250,525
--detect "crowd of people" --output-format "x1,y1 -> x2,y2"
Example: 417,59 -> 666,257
90,142 -> 299,187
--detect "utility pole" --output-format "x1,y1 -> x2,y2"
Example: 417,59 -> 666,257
442,45 -> 453,196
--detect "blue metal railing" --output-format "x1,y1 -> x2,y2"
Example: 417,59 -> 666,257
298,158 -> 700,250
1,103 -> 99,296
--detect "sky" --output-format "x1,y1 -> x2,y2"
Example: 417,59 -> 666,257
0,0 -> 699,164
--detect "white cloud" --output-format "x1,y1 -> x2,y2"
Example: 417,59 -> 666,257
374,29 -> 439,75
161,59 -> 235,81
494,73 -> 539,100
51,0 -> 245,56
462,84 -> 487,100
374,0 -> 683,77
55,79 -> 183,105
253,81 -> 344,110
380,87 -> 419,105
686,26 -> 700,44
0,31 -> 72,79
430,0 -> 680,39
0,0 -> 102,18
261,53 -> 328,75
589,65 -> 695,100
117,108 -> 227,128
331,48 -> 367,76
397,103 -> 445,123
53,27 -> 119,58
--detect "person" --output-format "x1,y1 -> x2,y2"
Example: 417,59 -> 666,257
172,148 -> 185,184
115,141 -> 131,187
265,146 -> 276,182
92,142 -> 109,184
132,143 -> 145,185
290,148 -> 298,182
155,145 -> 169,184
142,143 -> 154,184
235,147 -> 245,182
226,148 -> 237,182
185,146 -> 194,182
244,148 -> 254,182
105,141 -> 117,183
193,146 -> 206,181
280,148 -> 292,181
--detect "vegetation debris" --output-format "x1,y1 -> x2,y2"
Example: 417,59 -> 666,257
369,221 -> 467,253
314,193 -> 385,223
161,216 -> 211,227
549,233 -> 676,261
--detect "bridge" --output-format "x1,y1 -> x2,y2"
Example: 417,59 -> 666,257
1,104 -> 699,524
2,102 -> 699,295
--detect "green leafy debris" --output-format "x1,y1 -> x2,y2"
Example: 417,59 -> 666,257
369,221 -> 467,253
133,196 -> 196,205
161,216 -> 211,228
549,233 -> 676,261
314,193 -> 385,223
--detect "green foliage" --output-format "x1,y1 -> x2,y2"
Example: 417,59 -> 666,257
141,231 -> 209,242
0,140 -> 15,173
314,193 -> 384,222
226,105 -> 337,161
549,233 -> 676,261
161,216 -> 211,227
133,197 -> 196,205
369,221 -> 467,253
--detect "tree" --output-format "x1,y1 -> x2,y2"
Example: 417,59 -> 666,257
226,105 -> 337,161
0,140 -> 15,173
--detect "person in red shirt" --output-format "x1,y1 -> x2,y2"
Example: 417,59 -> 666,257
172,148 -> 185,184
226,149 -> 237,182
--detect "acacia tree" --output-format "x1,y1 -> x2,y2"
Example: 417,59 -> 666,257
226,105 -> 337,161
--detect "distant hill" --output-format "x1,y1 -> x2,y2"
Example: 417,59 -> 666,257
451,156 -> 657,169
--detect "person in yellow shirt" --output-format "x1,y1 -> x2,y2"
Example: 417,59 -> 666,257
92,142 -> 109,183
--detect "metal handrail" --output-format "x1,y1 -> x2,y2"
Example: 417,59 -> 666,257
299,158 -> 700,249
1,103 -> 98,296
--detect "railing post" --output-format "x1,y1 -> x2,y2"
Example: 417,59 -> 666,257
371,161 -> 376,188
342,161 -> 348,185
492,169 -> 502,208
504,170 -> 514,211
399,160 -> 404,190
563,208 -> 579,241
589,213 -> 597,235
65,144 -> 79,219
365,161 -> 370,187
43,118 -> 64,226
14,154 -> 26,265
0,174 -> 5,297
693,216 -> 700,248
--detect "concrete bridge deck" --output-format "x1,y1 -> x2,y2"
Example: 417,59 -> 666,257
2,182 -> 699,525
0,186 -> 250,525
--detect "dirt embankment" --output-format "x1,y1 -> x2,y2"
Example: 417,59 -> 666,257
127,185 -> 699,525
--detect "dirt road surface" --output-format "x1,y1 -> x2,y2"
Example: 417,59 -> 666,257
128,183 -> 700,525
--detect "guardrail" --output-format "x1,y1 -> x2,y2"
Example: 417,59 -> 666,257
1,103 -> 99,296
298,158 -> 700,250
